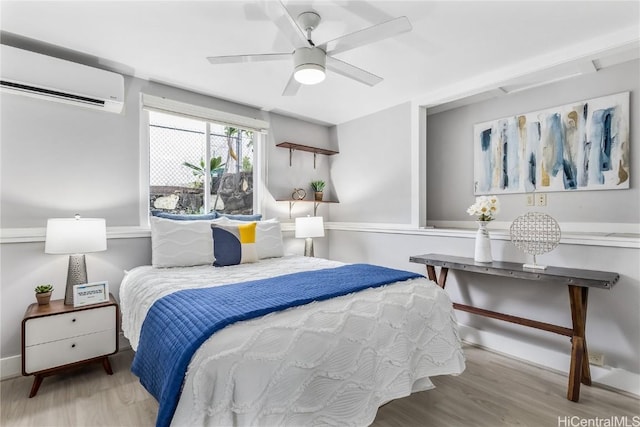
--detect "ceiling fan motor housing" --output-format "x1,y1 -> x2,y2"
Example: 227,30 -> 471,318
293,47 -> 326,85
297,11 -> 321,32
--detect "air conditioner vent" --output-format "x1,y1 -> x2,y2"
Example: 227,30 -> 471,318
0,80 -> 106,107
0,45 -> 124,113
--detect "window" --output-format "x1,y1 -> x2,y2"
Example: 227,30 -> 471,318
148,111 -> 256,215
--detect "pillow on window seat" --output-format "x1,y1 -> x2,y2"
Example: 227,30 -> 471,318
217,213 -> 262,221
151,210 -> 219,221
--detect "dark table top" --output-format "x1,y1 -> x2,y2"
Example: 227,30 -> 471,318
409,253 -> 619,289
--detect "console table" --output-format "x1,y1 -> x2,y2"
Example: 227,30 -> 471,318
409,253 -> 619,402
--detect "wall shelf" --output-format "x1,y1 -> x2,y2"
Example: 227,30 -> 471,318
276,142 -> 338,168
276,199 -> 338,218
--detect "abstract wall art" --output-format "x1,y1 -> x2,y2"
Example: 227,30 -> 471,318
474,92 -> 629,195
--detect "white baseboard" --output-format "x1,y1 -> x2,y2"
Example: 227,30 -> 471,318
458,323 -> 640,397
0,354 -> 21,380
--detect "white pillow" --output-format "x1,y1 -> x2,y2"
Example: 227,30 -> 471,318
150,216 -> 215,268
212,217 -> 284,259
255,220 -> 285,259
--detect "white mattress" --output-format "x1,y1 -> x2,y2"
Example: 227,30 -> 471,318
120,255 -> 465,426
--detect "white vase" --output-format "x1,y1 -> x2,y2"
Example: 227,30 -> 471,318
474,220 -> 492,263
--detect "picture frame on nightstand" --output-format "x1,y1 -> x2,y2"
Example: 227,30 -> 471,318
73,281 -> 109,307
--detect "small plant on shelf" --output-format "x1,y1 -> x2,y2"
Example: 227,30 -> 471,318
310,180 -> 326,201
34,284 -> 54,305
310,180 -> 325,191
35,284 -> 53,294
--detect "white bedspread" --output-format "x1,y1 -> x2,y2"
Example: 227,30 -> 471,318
120,256 -> 465,426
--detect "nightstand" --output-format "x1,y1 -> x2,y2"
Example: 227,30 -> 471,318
21,294 -> 120,397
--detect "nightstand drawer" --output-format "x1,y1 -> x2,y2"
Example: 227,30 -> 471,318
24,305 -> 116,346
24,328 -> 116,374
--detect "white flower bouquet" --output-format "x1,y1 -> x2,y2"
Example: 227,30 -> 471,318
467,195 -> 500,222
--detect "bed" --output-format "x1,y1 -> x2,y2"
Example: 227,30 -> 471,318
120,216 -> 465,426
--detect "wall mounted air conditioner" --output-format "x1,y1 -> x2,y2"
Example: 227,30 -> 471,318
0,44 -> 124,113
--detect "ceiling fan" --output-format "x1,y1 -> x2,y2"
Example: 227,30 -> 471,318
206,1 -> 412,96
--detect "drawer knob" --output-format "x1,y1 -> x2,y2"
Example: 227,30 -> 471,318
71,343 -> 76,348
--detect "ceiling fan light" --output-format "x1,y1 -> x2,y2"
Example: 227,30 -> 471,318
294,64 -> 326,85
293,47 -> 326,85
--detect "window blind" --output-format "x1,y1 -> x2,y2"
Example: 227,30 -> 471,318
141,93 -> 269,133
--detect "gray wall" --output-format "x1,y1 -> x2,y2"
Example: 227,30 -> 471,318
263,112 -> 335,221
328,59 -> 640,383
1,79 -> 140,227
330,102 -> 413,223
427,59 -> 639,225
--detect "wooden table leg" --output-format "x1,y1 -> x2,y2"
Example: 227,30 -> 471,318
102,356 -> 114,375
29,374 -> 44,398
579,287 -> 592,386
426,265 -> 450,289
426,265 -> 437,282
567,285 -> 590,401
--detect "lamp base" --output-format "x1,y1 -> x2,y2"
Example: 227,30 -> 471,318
304,238 -> 315,257
65,254 -> 88,305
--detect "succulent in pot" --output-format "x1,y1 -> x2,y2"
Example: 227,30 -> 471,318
310,180 -> 326,201
35,284 -> 54,305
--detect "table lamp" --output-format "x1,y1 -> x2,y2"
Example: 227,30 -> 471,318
295,216 -> 324,257
45,215 -> 107,305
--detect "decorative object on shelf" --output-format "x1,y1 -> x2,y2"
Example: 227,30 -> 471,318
510,212 -> 561,269
73,281 -> 109,307
474,221 -> 492,263
45,215 -> 107,305
292,188 -> 306,200
474,91 -> 629,195
295,216 -> 324,257
310,180 -> 325,201
34,284 -> 53,305
467,195 -> 500,263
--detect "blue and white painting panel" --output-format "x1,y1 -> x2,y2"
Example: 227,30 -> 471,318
474,92 -> 629,195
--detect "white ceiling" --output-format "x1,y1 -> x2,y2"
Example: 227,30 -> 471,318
1,1 -> 639,125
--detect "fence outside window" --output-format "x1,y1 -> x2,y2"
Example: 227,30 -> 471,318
149,111 -> 254,215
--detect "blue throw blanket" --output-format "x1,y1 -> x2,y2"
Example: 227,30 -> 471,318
131,263 -> 422,427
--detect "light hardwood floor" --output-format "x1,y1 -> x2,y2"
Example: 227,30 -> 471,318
2,344 -> 638,426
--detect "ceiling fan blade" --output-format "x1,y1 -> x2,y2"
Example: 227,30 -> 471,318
319,16 -> 412,56
326,56 -> 383,87
261,0 -> 310,49
207,53 -> 291,65
282,73 -> 301,96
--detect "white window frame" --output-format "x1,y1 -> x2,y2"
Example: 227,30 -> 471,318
139,94 -> 269,226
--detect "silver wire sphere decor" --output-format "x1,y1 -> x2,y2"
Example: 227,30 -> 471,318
510,212 -> 561,269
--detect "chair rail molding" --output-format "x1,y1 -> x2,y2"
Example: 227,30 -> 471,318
1,226 -> 150,244
2,222 -> 638,248
326,222 -> 639,249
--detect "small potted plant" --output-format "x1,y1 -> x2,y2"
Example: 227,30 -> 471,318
310,180 -> 326,201
35,284 -> 54,305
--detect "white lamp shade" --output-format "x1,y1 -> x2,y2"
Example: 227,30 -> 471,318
45,217 -> 107,254
295,216 -> 325,238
